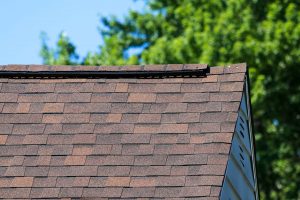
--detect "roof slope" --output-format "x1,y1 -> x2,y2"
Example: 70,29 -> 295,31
0,63 -> 247,199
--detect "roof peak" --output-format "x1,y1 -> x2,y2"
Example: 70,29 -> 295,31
0,63 -> 246,79
0,64 -> 207,71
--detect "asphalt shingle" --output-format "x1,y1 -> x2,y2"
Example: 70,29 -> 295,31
0,63 -> 247,199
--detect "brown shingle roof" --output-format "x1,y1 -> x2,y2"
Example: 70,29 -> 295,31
0,63 -> 247,199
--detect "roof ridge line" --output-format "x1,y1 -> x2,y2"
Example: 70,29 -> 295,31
0,63 -> 248,78
0,67 -> 209,79
0,64 -> 208,72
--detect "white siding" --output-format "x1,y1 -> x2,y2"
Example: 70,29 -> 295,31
220,80 -> 258,200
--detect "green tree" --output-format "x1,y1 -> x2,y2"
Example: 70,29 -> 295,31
40,31 -> 79,65
40,1 -> 300,199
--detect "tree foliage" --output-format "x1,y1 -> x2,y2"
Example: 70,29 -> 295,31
40,1 -> 300,199
40,32 -> 79,65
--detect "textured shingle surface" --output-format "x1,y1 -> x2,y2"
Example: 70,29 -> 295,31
0,63 -> 246,199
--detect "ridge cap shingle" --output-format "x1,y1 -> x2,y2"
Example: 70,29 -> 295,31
0,63 -> 247,77
209,63 -> 247,75
0,63 -> 246,73
0,64 -> 211,79
0,64 -> 208,72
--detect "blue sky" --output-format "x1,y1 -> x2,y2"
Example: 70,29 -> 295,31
0,0 -> 144,64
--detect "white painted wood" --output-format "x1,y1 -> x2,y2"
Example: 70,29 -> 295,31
231,136 -> 255,188
221,177 -> 241,200
225,158 -> 255,200
220,78 -> 259,199
236,111 -> 251,154
240,92 -> 248,117
245,77 -> 259,200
